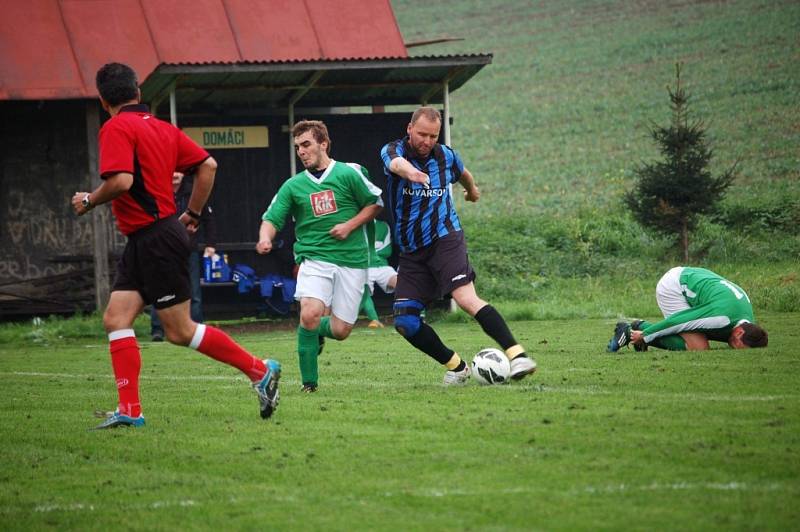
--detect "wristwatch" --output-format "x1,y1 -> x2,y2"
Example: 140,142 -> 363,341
81,193 -> 93,210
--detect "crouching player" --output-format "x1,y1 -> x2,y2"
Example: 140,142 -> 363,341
608,266 -> 768,352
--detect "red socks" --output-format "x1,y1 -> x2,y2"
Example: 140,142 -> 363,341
105,325 -> 265,418
108,329 -> 142,417
190,324 -> 266,382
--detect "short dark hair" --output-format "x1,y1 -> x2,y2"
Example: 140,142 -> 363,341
740,322 -> 768,348
292,120 -> 331,154
410,106 -> 442,125
95,63 -> 139,106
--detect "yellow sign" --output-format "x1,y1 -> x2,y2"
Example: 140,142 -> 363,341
183,126 -> 269,149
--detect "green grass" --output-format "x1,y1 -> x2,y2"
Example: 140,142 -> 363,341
1,316 -> 798,530
391,0 -> 800,298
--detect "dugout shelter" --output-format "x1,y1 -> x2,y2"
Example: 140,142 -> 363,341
0,0 -> 490,319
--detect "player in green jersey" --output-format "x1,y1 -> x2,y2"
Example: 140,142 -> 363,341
607,267 -> 768,351
257,120 -> 383,392
359,219 -> 398,328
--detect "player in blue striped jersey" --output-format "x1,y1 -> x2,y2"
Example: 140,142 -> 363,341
380,107 -> 537,384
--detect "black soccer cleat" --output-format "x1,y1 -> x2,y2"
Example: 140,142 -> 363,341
607,321 -> 632,352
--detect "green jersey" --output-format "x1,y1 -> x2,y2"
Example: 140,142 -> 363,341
643,267 -> 755,344
369,220 -> 392,268
262,161 -> 382,268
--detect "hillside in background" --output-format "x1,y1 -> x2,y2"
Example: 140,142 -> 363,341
391,0 -> 799,310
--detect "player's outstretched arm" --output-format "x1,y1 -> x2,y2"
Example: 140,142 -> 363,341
389,157 -> 430,187
71,171 -> 133,215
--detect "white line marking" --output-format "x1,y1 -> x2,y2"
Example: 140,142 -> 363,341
2,371 -> 241,381
575,481 -> 787,494
16,481 -> 791,514
1,372 -> 796,401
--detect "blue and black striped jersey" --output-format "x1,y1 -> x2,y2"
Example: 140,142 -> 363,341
380,137 -> 464,253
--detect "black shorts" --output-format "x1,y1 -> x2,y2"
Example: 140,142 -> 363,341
112,216 -> 192,309
394,230 -> 476,305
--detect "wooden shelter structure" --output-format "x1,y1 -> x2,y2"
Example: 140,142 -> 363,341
0,0 -> 491,318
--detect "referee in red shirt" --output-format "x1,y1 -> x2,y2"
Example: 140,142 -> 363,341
72,63 -> 280,428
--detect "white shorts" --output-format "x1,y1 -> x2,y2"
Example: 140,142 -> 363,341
295,259 -> 367,324
655,267 -> 689,318
367,266 -> 397,295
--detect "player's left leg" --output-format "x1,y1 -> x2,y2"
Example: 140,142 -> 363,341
159,301 -> 280,419
298,296 -> 327,392
147,216 -> 275,396
450,282 -> 537,380
159,302 -> 269,382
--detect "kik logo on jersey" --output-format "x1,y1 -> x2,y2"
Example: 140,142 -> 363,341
310,190 -> 338,217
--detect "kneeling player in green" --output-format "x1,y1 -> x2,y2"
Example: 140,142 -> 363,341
608,266 -> 768,351
257,120 -> 383,392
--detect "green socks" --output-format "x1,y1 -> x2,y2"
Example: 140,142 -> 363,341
359,286 -> 380,321
297,326 -> 320,386
298,317 -> 338,386
649,335 -> 687,351
318,316 -> 335,339
632,320 -> 686,350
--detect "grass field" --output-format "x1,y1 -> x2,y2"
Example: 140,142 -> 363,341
1,314 -> 799,530
2,1 -> 799,530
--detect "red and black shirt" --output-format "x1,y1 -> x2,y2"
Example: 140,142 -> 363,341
98,104 -> 209,235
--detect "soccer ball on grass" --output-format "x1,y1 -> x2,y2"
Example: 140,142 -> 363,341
471,348 -> 511,385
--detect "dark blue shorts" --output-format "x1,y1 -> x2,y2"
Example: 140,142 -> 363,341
394,230 -> 476,305
112,216 -> 192,309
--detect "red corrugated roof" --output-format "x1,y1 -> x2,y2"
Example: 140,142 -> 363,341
0,0 -> 407,100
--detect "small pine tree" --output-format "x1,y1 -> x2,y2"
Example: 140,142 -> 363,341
625,63 -> 735,262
